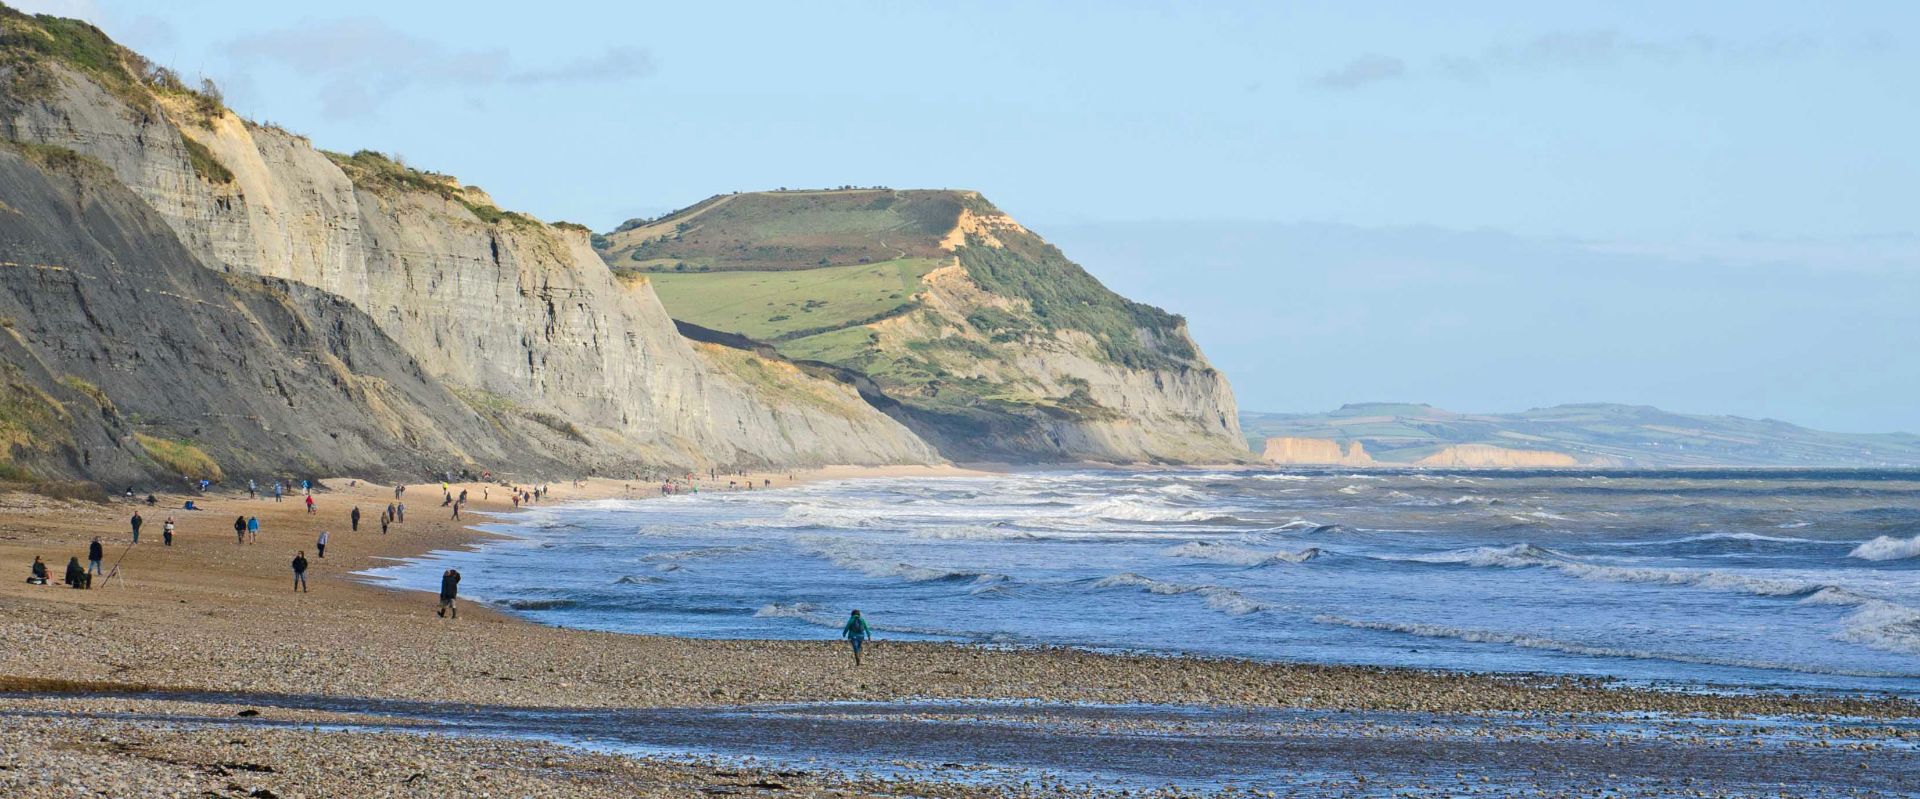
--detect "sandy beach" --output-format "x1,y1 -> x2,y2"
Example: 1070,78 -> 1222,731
1,468 -> 1916,797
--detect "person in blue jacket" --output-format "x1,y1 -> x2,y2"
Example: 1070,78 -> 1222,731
841,609 -> 874,666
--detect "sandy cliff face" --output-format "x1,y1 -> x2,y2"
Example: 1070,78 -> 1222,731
1412,445 -> 1580,468
1261,437 -> 1374,466
898,236 -> 1245,463
2,61 -> 935,472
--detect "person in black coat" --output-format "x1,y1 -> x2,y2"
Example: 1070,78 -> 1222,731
88,537 -> 104,576
437,568 -> 462,618
64,557 -> 89,589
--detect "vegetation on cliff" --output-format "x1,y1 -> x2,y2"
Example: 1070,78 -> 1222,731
599,188 -> 1241,462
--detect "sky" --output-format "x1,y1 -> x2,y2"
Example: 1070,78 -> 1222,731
16,1 -> 1919,432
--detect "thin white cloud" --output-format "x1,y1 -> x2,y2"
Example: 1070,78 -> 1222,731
1315,29 -> 1841,91
223,18 -> 655,118
1309,54 -> 1406,90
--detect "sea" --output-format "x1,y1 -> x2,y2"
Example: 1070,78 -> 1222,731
365,469 -> 1920,695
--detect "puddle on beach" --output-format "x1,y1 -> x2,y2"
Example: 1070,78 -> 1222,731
4,691 -> 1917,795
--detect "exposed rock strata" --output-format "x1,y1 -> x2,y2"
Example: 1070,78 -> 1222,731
1,52 -> 934,478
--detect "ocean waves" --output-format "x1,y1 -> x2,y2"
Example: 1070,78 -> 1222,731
1090,573 -> 1276,616
375,467 -> 1920,694
1849,534 -> 1920,561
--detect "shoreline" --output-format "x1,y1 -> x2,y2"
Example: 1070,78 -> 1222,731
2,465 -> 1918,795
0,466 -> 1911,715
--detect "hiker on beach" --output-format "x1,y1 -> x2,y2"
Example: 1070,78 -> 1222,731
380,514 -> 389,535
234,515 -> 247,545
27,556 -> 47,585
273,481 -> 283,502
437,568 -> 461,618
304,494 -> 315,514
162,517 -> 175,546
247,516 -> 259,543
130,511 -> 142,544
291,551 -> 309,592
315,530 -> 329,559
350,506 -> 361,532
88,537 -> 103,576
842,609 -> 873,666
397,502 -> 405,523
248,479 -> 257,499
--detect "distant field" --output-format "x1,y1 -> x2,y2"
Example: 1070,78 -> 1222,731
642,258 -> 942,341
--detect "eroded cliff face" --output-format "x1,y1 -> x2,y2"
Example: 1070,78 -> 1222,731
0,145 -> 574,484
890,226 -> 1246,463
1,58 -> 936,472
1261,437 -> 1374,466
1412,444 -> 1582,468
604,189 -> 1248,464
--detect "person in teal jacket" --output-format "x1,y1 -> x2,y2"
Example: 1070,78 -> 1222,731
841,609 -> 873,666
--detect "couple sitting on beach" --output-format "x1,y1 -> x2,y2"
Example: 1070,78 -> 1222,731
24,556 -> 90,589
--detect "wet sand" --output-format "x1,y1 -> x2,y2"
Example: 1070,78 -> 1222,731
0,469 -> 1915,796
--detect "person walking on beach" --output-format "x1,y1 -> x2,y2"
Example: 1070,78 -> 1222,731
273,481 -> 283,502
350,506 -> 361,532
130,511 -> 142,544
247,516 -> 259,543
841,609 -> 873,666
234,515 -> 247,545
162,516 -> 175,547
437,568 -> 461,618
396,502 -> 405,523
451,500 -> 462,520
380,513 -> 389,535
291,551 -> 309,592
248,479 -> 257,499
315,530 -> 329,559
87,537 -> 103,577
304,494 -> 315,514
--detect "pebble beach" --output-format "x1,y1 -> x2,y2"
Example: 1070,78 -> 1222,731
0,471 -> 1915,797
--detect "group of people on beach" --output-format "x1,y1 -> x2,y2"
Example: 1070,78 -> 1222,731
31,469 -> 883,663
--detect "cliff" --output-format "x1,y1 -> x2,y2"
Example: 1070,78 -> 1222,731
600,190 -> 1247,464
1244,403 -> 1919,468
0,10 -> 936,481
1261,437 -> 1373,466
1411,444 -> 1579,468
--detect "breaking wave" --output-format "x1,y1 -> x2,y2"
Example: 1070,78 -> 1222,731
1849,535 -> 1920,561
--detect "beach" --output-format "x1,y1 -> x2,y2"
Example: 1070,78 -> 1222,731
1,469 -> 1916,797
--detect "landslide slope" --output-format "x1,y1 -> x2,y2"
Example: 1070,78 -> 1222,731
0,9 -> 936,480
601,189 -> 1246,463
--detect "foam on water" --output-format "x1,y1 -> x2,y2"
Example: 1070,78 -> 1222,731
367,468 -> 1920,695
1850,534 -> 1920,561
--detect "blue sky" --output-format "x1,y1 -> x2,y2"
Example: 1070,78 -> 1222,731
20,1 -> 1919,431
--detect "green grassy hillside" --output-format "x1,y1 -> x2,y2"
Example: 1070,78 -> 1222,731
603,189 -> 962,271
634,257 -> 941,341
600,188 -> 1236,462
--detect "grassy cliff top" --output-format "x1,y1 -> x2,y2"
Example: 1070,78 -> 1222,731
0,5 -> 223,121
601,188 -> 982,271
602,188 -> 1196,371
